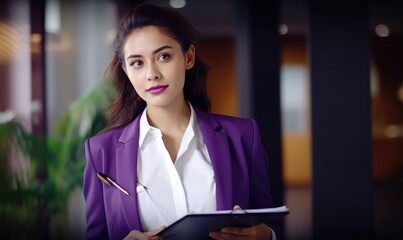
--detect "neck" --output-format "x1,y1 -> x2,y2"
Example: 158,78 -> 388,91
146,101 -> 191,133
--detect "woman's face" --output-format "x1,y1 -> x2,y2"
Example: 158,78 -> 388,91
122,26 -> 195,109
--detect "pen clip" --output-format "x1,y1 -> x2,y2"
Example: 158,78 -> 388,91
97,172 -> 111,185
97,172 -> 130,196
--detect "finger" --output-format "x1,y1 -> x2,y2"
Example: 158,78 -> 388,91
145,225 -> 166,237
221,226 -> 256,236
149,237 -> 163,240
123,230 -> 149,240
233,205 -> 242,210
209,231 -> 232,240
209,231 -> 250,240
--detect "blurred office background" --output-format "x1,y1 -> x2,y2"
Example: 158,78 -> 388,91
1,0 -> 402,239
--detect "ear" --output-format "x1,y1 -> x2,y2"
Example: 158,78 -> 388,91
185,45 -> 196,69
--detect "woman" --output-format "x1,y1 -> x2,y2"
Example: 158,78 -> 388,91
83,3 -> 278,240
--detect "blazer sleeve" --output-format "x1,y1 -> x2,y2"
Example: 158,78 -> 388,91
249,119 -> 281,237
83,138 -> 108,240
249,119 -> 272,208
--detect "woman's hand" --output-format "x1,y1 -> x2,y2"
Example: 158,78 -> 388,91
209,223 -> 272,240
209,205 -> 273,240
123,226 -> 166,240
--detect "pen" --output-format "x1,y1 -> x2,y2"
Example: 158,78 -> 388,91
97,172 -> 130,196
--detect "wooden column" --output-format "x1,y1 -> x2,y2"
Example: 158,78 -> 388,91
30,0 -> 47,135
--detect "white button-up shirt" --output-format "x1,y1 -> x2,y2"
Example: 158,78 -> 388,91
136,105 -> 216,231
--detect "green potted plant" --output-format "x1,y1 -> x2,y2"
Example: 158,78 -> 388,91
0,81 -> 113,239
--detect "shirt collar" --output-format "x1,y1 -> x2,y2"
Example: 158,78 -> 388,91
139,103 -> 199,149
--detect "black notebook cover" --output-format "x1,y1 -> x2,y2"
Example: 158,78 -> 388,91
158,206 -> 289,240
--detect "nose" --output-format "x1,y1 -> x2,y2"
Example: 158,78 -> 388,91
146,64 -> 162,81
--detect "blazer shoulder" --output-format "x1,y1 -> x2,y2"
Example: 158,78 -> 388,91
209,113 -> 258,135
86,125 -> 125,148
212,114 -> 256,128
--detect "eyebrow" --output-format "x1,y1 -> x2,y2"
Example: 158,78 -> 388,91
126,45 -> 173,60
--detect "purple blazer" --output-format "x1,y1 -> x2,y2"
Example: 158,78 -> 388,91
83,109 -> 277,240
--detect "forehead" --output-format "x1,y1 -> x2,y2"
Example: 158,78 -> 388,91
123,26 -> 181,56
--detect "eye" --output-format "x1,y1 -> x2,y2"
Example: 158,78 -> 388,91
130,60 -> 143,68
158,53 -> 171,62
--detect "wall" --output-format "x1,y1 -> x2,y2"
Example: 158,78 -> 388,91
0,1 -> 32,130
197,37 -> 238,117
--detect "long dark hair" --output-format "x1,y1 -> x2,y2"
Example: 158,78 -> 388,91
104,2 -> 210,130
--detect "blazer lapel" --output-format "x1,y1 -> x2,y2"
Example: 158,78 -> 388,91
196,109 -> 233,210
116,116 -> 143,231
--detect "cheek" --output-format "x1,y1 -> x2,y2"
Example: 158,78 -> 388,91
178,70 -> 187,88
169,65 -> 186,85
129,78 -> 147,100
126,70 -> 143,86
128,78 -> 142,91
126,74 -> 145,95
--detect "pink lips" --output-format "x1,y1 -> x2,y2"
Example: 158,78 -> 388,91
146,85 -> 168,95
